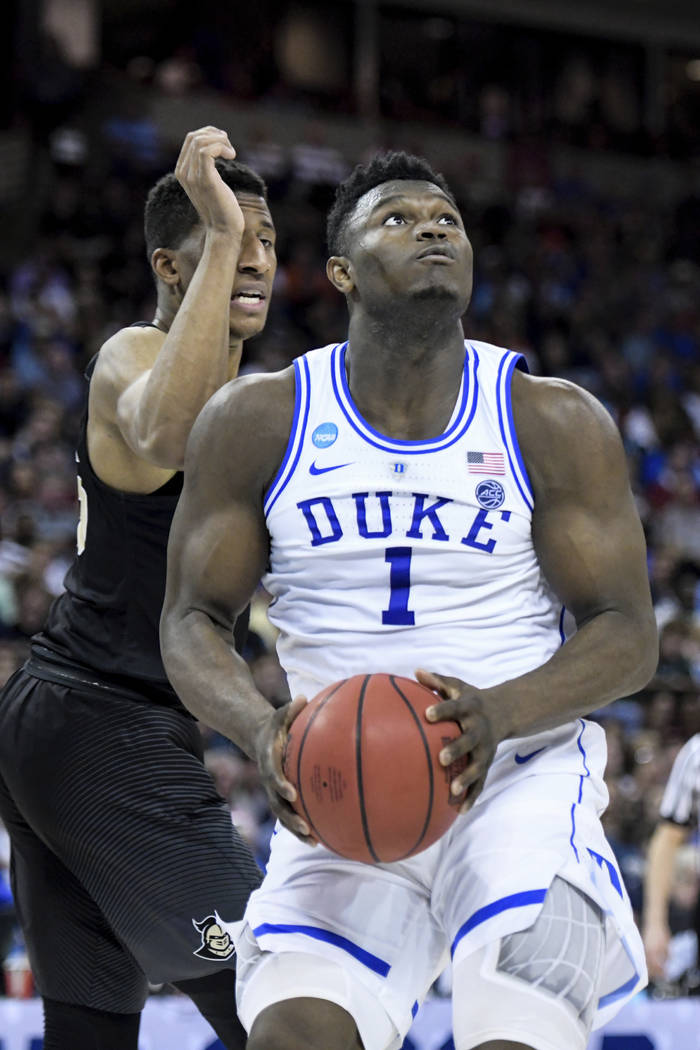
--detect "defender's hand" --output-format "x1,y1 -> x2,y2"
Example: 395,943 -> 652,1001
254,696 -> 317,845
417,668 -> 501,812
174,126 -> 244,240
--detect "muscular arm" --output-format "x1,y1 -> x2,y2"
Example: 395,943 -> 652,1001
116,232 -> 239,454
88,128 -> 245,492
643,820 -> 689,978
485,372 -> 658,737
161,374 -> 278,752
160,369 -> 311,836
426,372 -> 658,799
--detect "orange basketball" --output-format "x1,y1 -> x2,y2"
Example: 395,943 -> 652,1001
283,673 -> 468,864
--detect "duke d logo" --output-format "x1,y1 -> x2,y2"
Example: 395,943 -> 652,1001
192,912 -> 236,961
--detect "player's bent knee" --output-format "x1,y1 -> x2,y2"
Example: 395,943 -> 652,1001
452,878 -> 604,1050
247,998 -> 362,1050
474,1043 -> 534,1050
236,942 -> 397,1050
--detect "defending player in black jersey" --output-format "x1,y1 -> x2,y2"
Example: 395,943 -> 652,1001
0,127 -> 276,1050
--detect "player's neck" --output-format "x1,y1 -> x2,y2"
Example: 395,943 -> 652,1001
151,311 -> 169,333
227,339 -> 244,380
347,308 -> 464,376
345,319 -> 465,440
350,296 -> 463,351
153,298 -> 174,331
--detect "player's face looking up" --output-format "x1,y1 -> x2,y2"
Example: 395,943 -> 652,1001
334,180 -> 473,316
157,192 -> 276,342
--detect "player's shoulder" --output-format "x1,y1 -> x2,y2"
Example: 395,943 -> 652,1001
511,371 -> 625,491
513,371 -> 621,450
187,365 -> 296,483
90,322 -> 165,398
200,364 -> 296,429
96,321 -> 165,363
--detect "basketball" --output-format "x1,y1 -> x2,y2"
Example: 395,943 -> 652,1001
283,673 -> 468,864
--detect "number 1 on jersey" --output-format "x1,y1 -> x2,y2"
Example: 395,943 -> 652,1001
382,546 -> 415,625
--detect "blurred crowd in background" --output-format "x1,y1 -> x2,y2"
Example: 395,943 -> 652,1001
1,0 -> 700,1001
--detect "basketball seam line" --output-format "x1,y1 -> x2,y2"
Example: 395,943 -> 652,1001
356,675 -> 380,863
295,681 -> 346,852
389,675 -> 434,860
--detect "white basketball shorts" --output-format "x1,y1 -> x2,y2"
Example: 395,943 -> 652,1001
235,736 -> 646,1050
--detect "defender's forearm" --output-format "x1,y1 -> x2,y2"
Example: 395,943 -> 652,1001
134,232 -> 241,462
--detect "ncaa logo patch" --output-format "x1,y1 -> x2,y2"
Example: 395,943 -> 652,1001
312,422 -> 338,448
192,912 -> 236,961
475,479 -> 505,510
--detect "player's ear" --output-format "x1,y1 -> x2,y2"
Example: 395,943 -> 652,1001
151,248 -> 180,286
326,256 -> 354,295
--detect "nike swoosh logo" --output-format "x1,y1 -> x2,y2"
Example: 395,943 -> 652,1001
309,461 -> 352,475
514,746 -> 547,765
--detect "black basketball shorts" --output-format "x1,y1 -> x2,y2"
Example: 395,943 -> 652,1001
0,668 -> 262,1013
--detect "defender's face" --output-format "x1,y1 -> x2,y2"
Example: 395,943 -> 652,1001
346,180 -> 472,311
177,193 -> 277,341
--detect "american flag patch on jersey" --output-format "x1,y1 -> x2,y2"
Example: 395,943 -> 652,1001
467,451 -> 506,474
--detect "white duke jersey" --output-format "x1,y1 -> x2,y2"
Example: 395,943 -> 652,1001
262,339 -> 608,798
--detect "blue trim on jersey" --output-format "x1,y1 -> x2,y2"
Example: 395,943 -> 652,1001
558,606 -> 566,645
597,933 -> 642,1009
597,971 -> 640,1010
252,922 -> 390,977
577,720 -> 591,799
503,353 -> 534,502
264,356 -> 311,517
330,342 -> 480,454
411,1001 -> 419,1019
569,803 -> 578,862
496,352 -> 533,513
587,847 -> 624,899
450,888 -> 548,958
569,719 -> 591,862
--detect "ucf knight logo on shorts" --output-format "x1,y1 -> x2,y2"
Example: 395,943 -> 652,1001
192,911 -> 237,961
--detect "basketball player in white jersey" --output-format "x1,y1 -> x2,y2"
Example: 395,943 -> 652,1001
161,152 -> 658,1050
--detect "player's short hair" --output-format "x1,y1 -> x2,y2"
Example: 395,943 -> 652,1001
144,159 -> 267,261
326,151 -> 456,256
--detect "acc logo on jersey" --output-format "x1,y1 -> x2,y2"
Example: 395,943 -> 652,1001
192,912 -> 236,961
475,479 -> 505,510
312,422 -> 338,448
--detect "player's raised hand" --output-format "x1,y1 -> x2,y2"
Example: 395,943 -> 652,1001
174,126 -> 244,240
254,695 -> 317,845
417,668 -> 500,812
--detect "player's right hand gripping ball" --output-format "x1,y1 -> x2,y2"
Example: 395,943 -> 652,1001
283,673 -> 468,863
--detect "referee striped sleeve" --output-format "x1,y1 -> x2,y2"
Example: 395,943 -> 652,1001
659,733 -> 700,826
